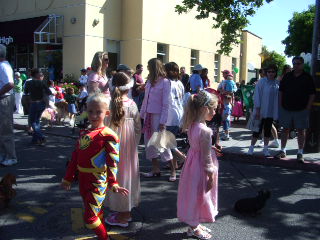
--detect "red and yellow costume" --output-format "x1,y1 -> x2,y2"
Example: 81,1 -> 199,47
63,126 -> 120,240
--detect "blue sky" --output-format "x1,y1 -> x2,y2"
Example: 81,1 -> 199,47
246,0 -> 315,63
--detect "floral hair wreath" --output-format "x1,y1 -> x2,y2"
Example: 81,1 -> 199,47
193,90 -> 213,107
110,78 -> 134,91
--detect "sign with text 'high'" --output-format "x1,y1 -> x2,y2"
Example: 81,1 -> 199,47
0,36 -> 13,45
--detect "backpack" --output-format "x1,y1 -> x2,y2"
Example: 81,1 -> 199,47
224,80 -> 235,92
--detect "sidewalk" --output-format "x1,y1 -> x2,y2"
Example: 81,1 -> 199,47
220,119 -> 320,172
13,114 -> 320,172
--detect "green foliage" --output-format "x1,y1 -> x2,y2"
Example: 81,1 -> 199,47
175,0 -> 273,55
282,5 -> 315,57
63,83 -> 79,95
261,46 -> 287,72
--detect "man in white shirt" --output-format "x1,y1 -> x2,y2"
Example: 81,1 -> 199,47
0,44 -> 17,166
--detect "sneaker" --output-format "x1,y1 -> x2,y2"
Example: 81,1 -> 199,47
257,140 -> 264,148
274,150 -> 286,159
297,153 -> 305,163
269,140 -> 280,148
221,136 -> 230,141
1,159 -> 18,166
105,215 -> 129,227
247,146 -> 254,155
109,212 -> 132,222
263,148 -> 271,157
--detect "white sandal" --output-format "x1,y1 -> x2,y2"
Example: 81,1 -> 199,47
199,224 -> 212,233
187,226 -> 212,239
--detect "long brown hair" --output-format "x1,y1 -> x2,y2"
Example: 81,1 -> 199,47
110,72 -> 130,127
91,51 -> 108,76
182,91 -> 218,132
147,58 -> 166,86
165,62 -> 179,80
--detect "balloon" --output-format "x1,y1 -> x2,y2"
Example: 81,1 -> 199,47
233,67 -> 239,73
20,73 -> 27,81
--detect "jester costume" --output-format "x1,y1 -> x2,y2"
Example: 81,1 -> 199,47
63,126 -> 120,240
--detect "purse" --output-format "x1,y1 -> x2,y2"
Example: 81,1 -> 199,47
246,112 -> 261,132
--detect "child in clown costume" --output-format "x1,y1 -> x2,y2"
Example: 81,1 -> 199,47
61,93 -> 128,240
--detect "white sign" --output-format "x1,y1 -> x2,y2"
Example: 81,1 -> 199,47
0,36 -> 13,45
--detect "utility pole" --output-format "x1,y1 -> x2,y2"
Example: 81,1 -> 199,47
305,0 -> 320,152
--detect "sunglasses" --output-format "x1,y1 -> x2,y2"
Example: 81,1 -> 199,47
293,62 -> 303,65
103,58 -> 109,62
267,71 -> 275,73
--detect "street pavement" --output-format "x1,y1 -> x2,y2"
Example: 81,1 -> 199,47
0,114 -> 319,240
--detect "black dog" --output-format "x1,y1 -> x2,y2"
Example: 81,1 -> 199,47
234,190 -> 271,216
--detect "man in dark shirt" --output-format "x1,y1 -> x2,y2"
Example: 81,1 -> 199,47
24,68 -> 51,145
180,66 -> 190,92
275,56 -> 316,162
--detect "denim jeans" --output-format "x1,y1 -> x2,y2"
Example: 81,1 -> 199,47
29,101 -> 46,143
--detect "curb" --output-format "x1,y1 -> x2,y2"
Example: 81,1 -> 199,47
221,152 -> 320,172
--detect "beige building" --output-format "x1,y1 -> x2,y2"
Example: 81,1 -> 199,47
240,30 -> 263,83
0,0 -> 261,85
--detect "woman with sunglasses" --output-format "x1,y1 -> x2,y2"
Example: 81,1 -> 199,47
247,64 -> 279,157
87,52 -> 110,96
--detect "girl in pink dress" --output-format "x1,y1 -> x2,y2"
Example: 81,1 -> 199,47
178,91 -> 219,240
105,72 -> 141,227
232,95 -> 243,121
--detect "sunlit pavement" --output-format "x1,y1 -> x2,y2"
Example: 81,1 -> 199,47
0,114 -> 319,239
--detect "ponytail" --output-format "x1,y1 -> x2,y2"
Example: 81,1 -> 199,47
110,86 -> 125,127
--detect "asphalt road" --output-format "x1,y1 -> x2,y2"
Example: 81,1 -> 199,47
0,127 -> 319,240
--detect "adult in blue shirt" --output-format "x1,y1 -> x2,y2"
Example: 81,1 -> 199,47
190,64 -> 203,93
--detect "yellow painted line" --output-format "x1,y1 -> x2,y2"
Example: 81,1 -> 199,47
74,236 -> 96,240
71,208 -> 86,234
316,88 -> 320,91
28,206 -> 48,215
313,102 -> 320,106
16,213 -> 35,223
108,231 -> 131,240
316,73 -> 320,76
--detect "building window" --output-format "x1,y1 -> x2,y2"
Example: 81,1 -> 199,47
232,57 -> 237,81
214,54 -> 220,82
157,43 -> 168,63
190,49 -> 199,73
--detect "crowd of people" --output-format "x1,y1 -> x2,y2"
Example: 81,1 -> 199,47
0,41 -> 317,240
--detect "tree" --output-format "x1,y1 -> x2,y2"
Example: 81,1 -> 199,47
175,0 -> 273,55
282,5 -> 315,57
260,46 -> 287,72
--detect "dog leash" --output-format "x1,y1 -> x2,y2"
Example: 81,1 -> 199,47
229,161 -> 259,192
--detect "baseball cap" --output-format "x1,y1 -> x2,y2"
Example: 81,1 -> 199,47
117,64 -> 131,71
222,69 -> 231,74
193,64 -> 203,71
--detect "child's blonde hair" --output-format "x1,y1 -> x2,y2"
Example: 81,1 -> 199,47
182,91 -> 218,132
86,93 -> 110,108
110,72 -> 131,127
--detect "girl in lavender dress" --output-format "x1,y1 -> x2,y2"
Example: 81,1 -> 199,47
105,72 -> 141,227
177,91 -> 219,240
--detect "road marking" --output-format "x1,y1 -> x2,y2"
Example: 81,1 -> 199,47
16,213 -> 35,223
109,231 -> 132,240
28,206 -> 48,215
71,208 -> 86,233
